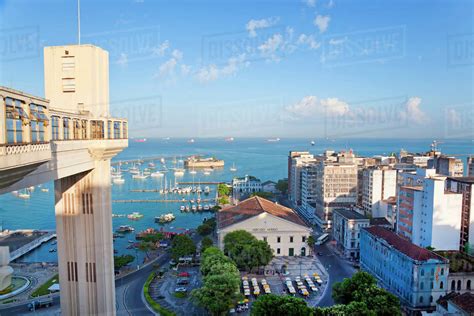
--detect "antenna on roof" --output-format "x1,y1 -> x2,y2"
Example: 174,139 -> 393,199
77,0 -> 81,44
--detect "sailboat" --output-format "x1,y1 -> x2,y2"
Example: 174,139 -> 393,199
132,171 -> 148,180
230,162 -> 237,172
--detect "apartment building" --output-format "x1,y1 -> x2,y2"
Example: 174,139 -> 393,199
361,167 -> 397,217
397,170 -> 464,251
446,177 -> 474,255
299,163 -> 318,223
287,151 -> 316,207
468,157 -> 474,176
332,208 -> 370,259
428,155 -> 464,177
360,226 -> 449,314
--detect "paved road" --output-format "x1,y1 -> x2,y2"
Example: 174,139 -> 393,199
314,242 -> 356,307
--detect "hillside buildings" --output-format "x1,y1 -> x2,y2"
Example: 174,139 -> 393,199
360,226 -> 449,313
216,196 -> 312,257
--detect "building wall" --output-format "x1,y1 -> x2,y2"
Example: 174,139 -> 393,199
332,211 -> 369,259
362,168 -> 397,217
448,272 -> 474,294
360,230 -> 449,311
218,213 -> 312,257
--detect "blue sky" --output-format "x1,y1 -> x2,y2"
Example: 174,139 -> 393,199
0,0 -> 473,139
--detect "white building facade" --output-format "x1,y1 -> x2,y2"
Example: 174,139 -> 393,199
361,167 -> 397,217
332,208 -> 370,259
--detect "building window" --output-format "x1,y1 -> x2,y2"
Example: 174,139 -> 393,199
420,282 -> 424,290
62,78 -> 75,92
467,280 -> 471,290
440,281 -> 443,289
73,120 -> 80,139
421,269 -> 424,276
114,121 -> 121,139
52,116 -> 60,140
5,97 -> 25,144
81,120 -> 88,139
63,118 -> 70,139
430,281 -> 433,289
277,236 -> 281,243
451,280 -> 455,291
457,280 -> 462,291
430,295 -> 433,303
289,248 -> 294,256
277,248 -> 280,254
302,236 -> 306,242
419,296 -> 423,303
123,122 -> 127,138
263,237 -> 267,242
290,236 -> 294,243
108,120 -> 112,139
441,268 -> 444,276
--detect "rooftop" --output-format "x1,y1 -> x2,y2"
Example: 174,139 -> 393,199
447,176 -> 474,184
364,226 -> 447,262
382,196 -> 397,205
217,196 -> 308,229
450,292 -> 474,314
400,185 -> 423,191
334,208 -> 368,220
370,217 -> 391,226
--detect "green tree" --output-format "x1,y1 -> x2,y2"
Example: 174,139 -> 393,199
251,191 -> 274,199
171,235 -> 196,260
307,235 -> 316,255
251,294 -> 313,316
142,232 -> 164,243
332,271 -> 376,304
217,183 -> 230,197
201,236 -> 213,252
276,179 -> 288,194
197,223 -> 213,236
114,255 -> 135,269
138,241 -> 155,259
314,302 -> 375,316
218,196 -> 230,205
223,230 -> 273,272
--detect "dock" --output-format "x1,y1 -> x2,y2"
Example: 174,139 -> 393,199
113,199 -> 217,203
177,182 -> 224,185
9,230 -> 56,261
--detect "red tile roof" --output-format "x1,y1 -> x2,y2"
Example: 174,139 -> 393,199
364,226 -> 448,262
451,292 -> 474,314
217,196 -> 309,229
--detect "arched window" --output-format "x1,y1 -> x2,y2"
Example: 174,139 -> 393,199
430,281 -> 434,289
440,281 -> 444,289
419,296 -> 424,303
431,268 -> 435,276
420,282 -> 424,290
421,269 -> 424,276
457,280 -> 462,291
451,280 -> 456,291
441,268 -> 444,275
430,295 -> 433,303
467,280 -> 471,290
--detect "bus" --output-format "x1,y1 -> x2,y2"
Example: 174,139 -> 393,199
315,233 -> 330,245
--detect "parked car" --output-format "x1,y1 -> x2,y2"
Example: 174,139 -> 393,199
178,271 -> 190,277
28,296 -> 53,311
177,277 -> 189,285
175,287 -> 187,293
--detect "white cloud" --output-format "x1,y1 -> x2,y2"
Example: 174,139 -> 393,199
329,37 -> 346,45
180,64 -> 191,76
304,0 -> 316,7
286,96 -> 350,118
314,15 -> 331,33
171,49 -> 183,60
399,97 -> 429,124
157,58 -> 178,78
196,54 -> 249,83
117,53 -> 128,66
153,40 -> 170,57
327,0 -> 335,8
258,34 -> 284,62
246,17 -> 279,37
297,34 -> 320,50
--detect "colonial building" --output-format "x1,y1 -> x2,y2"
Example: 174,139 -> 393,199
360,226 -> 449,314
435,292 -> 474,315
217,196 -> 312,257
232,175 -> 262,201
332,208 -> 370,259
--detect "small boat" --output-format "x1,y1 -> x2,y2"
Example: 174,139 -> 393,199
203,204 -> 210,211
160,158 -> 166,164
117,225 -> 135,233
230,163 -> 237,172
190,199 -> 195,203
180,206 -> 185,211
128,240 -> 134,243
189,167 -> 197,175
28,186 -> 35,192
204,186 -> 210,194
151,171 -> 163,178
197,204 -> 203,211
134,138 -> 147,143
148,162 -> 155,168
127,212 -> 144,220
113,177 -> 125,184
132,172 -> 148,180
18,189 -> 31,199
156,213 -> 176,224
203,171 -> 211,176
185,205 -> 190,212
225,137 -> 234,142
174,168 -> 185,176
191,205 -> 197,212
49,248 -> 56,253
41,188 -> 50,192
311,140 -> 315,146
188,138 -> 195,143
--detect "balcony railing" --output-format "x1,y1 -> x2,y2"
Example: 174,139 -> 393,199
0,142 -> 51,156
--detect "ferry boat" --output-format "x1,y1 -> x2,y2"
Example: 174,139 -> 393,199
230,162 -> 237,172
127,212 -> 144,220
156,213 -> 176,224
117,225 -> 135,233
267,137 -> 280,142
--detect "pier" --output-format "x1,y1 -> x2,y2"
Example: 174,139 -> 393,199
111,155 -> 191,167
112,199 -> 217,203
9,230 -> 56,261
177,181 -> 225,185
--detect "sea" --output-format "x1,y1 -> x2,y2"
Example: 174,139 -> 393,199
0,138 -> 472,264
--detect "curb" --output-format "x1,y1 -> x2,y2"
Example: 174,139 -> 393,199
141,284 -> 159,316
